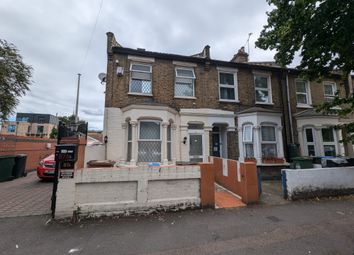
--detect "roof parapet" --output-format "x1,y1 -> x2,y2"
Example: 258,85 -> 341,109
191,45 -> 210,59
231,46 -> 248,63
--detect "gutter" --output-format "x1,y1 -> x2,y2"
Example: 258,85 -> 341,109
285,71 -> 294,143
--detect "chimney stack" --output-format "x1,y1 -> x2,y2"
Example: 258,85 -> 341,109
231,46 -> 249,63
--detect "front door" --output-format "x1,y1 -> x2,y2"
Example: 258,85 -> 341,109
189,134 -> 204,162
212,133 -> 220,157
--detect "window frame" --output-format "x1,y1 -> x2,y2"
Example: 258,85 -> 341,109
323,81 -> 337,102
321,127 -> 337,156
167,124 -> 172,162
254,73 -> 273,104
295,79 -> 312,107
137,120 -> 162,162
260,125 -> 277,158
174,67 -> 196,98
7,125 -> 16,133
242,124 -> 254,158
129,63 -> 153,96
218,68 -> 239,102
304,126 -> 317,156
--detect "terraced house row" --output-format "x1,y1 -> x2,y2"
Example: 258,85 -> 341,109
103,32 -> 354,174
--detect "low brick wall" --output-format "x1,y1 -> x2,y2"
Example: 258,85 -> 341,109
282,167 -> 354,200
211,157 -> 259,204
55,165 -> 202,218
0,135 -> 56,171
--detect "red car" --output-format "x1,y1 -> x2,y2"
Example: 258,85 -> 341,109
37,154 -> 55,180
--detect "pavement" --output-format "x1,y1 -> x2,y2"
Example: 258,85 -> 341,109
0,197 -> 353,255
0,172 -> 52,218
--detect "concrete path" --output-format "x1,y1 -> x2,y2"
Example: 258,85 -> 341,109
215,184 -> 245,208
0,172 -> 52,218
0,197 -> 353,255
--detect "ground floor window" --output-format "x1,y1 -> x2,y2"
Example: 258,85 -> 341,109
322,127 -> 336,156
304,127 -> 316,156
261,126 -> 277,157
127,122 -> 132,161
242,125 -> 254,158
138,120 -> 161,162
167,124 -> 172,161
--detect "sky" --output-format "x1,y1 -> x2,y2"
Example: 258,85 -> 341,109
0,0 -> 277,130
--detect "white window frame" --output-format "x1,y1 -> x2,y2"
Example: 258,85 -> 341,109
242,124 -> 254,158
323,81 -> 337,102
218,67 -> 239,102
129,63 -> 153,96
260,125 -> 277,157
138,120 -> 162,162
174,67 -> 196,99
295,79 -> 312,108
254,73 -> 273,104
321,127 -> 337,156
304,126 -> 317,156
167,124 -> 172,162
127,122 -> 132,161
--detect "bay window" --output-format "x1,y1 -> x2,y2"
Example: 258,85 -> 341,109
138,121 -> 161,162
321,127 -> 336,156
254,74 -> 272,104
174,67 -> 195,97
129,63 -> 152,95
127,122 -> 132,161
261,126 -> 277,157
304,127 -> 316,156
242,125 -> 254,158
167,124 -> 172,161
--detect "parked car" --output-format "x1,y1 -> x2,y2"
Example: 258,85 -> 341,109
37,154 -> 55,180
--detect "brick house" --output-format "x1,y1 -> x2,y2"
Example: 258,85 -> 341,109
103,32 -> 354,169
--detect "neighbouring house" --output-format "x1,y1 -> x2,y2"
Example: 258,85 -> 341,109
102,32 -> 354,175
0,113 -> 59,139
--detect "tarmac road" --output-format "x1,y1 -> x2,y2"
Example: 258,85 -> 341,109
0,197 -> 353,255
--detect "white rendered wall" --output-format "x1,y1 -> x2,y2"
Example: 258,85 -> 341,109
84,145 -> 105,167
283,167 -> 354,199
55,165 -> 201,218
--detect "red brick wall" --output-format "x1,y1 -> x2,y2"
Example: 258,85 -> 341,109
0,135 -> 56,171
211,156 -> 259,204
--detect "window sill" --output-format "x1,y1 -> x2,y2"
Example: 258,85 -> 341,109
128,92 -> 153,97
297,104 -> 313,109
255,102 -> 274,105
219,99 -> 240,103
174,96 -> 197,100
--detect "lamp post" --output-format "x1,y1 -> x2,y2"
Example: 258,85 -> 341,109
75,73 -> 81,124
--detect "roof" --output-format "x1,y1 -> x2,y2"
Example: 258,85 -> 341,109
294,108 -> 338,118
237,107 -> 282,115
112,46 -> 344,78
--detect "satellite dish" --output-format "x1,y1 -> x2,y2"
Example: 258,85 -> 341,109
98,73 -> 106,83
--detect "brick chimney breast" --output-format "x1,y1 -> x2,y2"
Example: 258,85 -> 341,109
231,46 -> 249,63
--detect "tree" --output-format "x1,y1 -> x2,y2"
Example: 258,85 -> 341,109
0,40 -> 33,121
50,127 -> 58,139
256,0 -> 354,142
256,0 -> 354,79
58,114 -> 85,125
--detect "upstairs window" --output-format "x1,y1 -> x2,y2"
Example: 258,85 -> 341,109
323,82 -> 336,102
296,79 -> 311,106
174,67 -> 195,97
261,126 -> 277,157
129,63 -> 152,95
254,74 -> 272,104
219,70 -> 238,101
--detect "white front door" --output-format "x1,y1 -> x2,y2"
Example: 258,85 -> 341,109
189,133 -> 204,162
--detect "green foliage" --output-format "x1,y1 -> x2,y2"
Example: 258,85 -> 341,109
58,114 -> 85,125
50,127 -> 58,139
0,39 -> 33,121
256,0 -> 354,143
256,0 -> 354,80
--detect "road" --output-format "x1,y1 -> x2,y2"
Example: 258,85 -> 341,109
0,197 -> 353,255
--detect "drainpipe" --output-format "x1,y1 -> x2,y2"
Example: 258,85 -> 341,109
285,71 -> 294,143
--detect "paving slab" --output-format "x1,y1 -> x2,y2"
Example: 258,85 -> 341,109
0,172 -> 52,218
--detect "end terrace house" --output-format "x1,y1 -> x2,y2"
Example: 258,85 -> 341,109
102,32 -> 354,168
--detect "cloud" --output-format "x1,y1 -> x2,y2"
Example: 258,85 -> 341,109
0,0 -> 276,130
